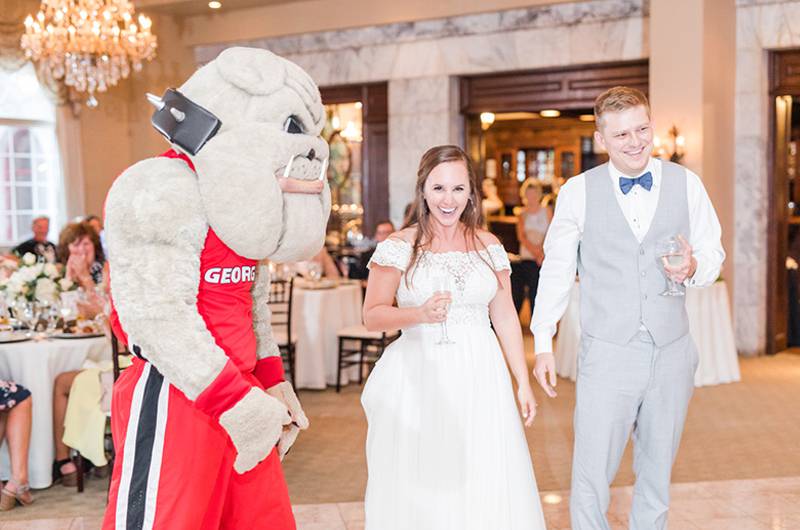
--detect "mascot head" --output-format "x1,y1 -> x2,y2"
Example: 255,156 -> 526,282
175,47 -> 330,262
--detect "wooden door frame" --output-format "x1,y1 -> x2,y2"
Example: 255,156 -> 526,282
767,50 -> 800,354
459,59 -> 649,114
320,83 -> 389,237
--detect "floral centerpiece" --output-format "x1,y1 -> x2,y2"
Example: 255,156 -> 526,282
0,252 -> 73,307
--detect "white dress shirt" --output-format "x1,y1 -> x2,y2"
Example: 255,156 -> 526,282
530,157 -> 726,354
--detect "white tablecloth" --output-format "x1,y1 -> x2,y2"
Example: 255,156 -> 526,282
292,283 -> 363,390
554,281 -> 740,387
0,336 -> 109,489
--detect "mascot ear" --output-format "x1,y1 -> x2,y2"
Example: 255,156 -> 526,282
216,47 -> 286,96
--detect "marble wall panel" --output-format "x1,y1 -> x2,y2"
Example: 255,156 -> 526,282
193,0 -> 650,305
194,0 -> 647,64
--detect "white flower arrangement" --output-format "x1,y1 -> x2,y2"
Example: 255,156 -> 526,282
0,253 -> 74,306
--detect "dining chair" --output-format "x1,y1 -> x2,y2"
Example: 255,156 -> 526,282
268,277 -> 296,386
335,325 -> 399,392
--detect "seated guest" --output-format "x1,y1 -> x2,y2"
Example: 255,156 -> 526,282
59,221 -> 105,287
84,214 -> 107,259
349,220 -> 395,280
0,380 -> 34,511
58,221 -> 106,318
12,216 -> 56,263
52,222 -> 109,485
312,246 -> 343,278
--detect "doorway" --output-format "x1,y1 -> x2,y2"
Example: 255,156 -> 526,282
768,50 -> 800,354
460,60 -> 648,252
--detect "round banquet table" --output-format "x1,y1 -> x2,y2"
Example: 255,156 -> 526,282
554,281 -> 740,387
0,335 -> 109,489
292,282 -> 364,390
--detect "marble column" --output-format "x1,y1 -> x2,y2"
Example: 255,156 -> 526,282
387,76 -> 462,227
649,0 -> 737,347
733,0 -> 800,355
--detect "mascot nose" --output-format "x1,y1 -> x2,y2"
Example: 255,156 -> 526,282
306,149 -> 316,160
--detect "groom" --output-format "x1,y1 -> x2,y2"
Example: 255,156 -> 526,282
531,86 -> 724,529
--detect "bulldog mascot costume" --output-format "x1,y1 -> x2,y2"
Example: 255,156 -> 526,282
102,47 -> 330,530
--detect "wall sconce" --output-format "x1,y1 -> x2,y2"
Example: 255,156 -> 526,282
653,124 -> 685,163
480,112 -> 496,130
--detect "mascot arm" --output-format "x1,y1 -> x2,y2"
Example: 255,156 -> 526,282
106,157 -> 290,473
251,262 -> 285,389
251,264 -> 309,460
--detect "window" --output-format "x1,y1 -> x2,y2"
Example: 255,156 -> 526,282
0,63 -> 62,248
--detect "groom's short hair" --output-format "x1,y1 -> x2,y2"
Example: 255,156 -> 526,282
594,86 -> 650,128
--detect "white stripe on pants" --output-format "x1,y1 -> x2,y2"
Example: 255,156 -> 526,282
570,331 -> 697,530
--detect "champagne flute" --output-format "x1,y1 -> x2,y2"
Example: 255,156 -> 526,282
431,275 -> 454,345
655,236 -> 686,297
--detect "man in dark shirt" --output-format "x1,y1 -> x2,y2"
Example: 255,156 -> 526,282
13,216 -> 56,261
349,219 -> 395,280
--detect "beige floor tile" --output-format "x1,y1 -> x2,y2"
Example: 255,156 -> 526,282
670,496 -> 750,520
293,503 -> 345,527
667,516 -> 702,530
685,515 -> 773,530
336,501 -> 364,522
297,524 -> 346,530
1,520 -> 75,530
68,518 -> 103,530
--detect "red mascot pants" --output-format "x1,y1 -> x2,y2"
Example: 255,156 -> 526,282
102,359 -> 295,530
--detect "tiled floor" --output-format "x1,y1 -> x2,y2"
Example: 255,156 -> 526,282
3,476 -> 798,529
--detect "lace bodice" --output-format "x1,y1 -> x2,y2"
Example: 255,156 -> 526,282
368,238 -> 511,328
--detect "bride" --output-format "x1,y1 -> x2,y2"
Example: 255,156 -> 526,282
361,145 -> 546,529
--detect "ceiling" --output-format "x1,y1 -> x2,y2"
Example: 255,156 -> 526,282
133,0 -> 305,17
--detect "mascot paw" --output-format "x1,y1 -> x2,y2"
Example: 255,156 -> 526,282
267,381 -> 310,429
219,387 -> 291,474
278,423 -> 301,460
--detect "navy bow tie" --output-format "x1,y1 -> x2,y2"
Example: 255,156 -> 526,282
619,171 -> 653,195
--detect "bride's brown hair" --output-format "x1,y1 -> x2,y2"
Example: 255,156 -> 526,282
402,145 -> 494,282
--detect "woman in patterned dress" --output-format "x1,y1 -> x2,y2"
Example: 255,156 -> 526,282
0,380 -> 34,510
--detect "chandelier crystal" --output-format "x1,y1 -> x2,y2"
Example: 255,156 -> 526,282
20,0 -> 157,107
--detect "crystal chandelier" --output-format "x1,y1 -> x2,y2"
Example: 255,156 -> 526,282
20,0 -> 157,107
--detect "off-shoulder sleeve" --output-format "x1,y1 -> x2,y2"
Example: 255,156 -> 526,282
368,239 -> 412,272
486,244 -> 511,272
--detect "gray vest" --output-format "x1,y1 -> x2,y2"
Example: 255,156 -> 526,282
577,161 -> 690,347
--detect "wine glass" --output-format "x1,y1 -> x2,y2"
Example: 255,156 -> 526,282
16,301 -> 38,335
308,262 -> 323,282
655,236 -> 686,297
431,275 -> 454,345
0,292 -> 12,334
44,301 -> 60,335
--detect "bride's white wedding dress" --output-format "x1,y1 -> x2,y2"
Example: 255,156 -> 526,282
361,238 -> 546,530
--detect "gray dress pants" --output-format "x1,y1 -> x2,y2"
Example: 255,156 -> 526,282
570,330 -> 698,530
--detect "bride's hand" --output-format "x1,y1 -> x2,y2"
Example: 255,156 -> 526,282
418,293 -> 452,324
517,384 -> 537,427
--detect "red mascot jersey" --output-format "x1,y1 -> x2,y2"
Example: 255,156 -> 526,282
103,150 -> 294,530
108,149 -> 284,400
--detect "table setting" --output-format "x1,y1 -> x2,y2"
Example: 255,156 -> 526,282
290,276 -> 364,390
0,254 -> 110,488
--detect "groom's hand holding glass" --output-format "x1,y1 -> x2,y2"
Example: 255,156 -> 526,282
533,353 -> 558,398
662,234 -> 697,284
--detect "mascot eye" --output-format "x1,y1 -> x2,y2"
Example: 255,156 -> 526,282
284,116 -> 304,134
